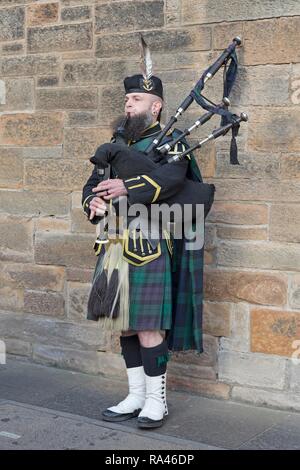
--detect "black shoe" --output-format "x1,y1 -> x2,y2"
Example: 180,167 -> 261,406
137,416 -> 164,429
102,408 -> 141,422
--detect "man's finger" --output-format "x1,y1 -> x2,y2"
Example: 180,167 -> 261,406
89,209 -> 95,220
92,182 -> 108,191
103,192 -> 119,200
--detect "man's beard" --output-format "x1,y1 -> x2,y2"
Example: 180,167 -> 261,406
111,112 -> 154,142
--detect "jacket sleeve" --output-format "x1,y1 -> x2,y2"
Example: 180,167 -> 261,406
81,165 -> 104,225
123,142 -> 190,205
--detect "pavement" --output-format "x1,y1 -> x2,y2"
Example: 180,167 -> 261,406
0,356 -> 300,450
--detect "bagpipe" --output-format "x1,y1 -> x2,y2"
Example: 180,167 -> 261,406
87,37 -> 248,323
90,36 -> 248,223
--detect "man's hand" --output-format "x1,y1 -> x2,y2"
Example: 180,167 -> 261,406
88,197 -> 108,220
92,178 -> 128,201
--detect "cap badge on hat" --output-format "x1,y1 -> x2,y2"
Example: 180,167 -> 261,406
142,77 -> 154,91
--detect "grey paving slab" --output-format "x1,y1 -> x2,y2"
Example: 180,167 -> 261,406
0,359 -> 83,404
1,357 -> 300,450
239,421 -> 300,450
0,401 -> 218,450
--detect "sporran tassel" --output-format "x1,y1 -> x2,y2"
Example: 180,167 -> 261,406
97,240 -> 130,331
87,269 -> 108,320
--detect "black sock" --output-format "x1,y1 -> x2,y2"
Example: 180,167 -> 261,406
120,335 -> 142,368
140,340 -> 169,377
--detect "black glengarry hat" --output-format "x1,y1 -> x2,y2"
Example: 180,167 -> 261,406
124,74 -> 163,100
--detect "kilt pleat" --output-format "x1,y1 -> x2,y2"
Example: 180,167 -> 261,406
128,240 -> 172,331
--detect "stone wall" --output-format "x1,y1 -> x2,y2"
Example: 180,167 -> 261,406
1,0 -> 300,410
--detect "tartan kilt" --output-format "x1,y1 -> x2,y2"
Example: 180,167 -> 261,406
91,239 -> 173,332
128,239 -> 172,331
89,236 -> 203,352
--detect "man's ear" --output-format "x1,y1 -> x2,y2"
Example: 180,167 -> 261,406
152,100 -> 162,116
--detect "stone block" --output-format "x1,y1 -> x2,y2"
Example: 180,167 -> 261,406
0,7 -> 24,42
67,282 -> 90,321
0,148 -> 23,188
204,269 -> 287,306
0,311 -> 107,351
168,360 -> 217,381
63,58 -> 138,85
165,0 -> 181,26
96,351 -> 127,379
36,87 -> 98,111
24,290 -> 65,317
230,65 -> 290,107
204,224 -> 216,250
27,3 -> 59,26
64,127 -> 112,159
232,386 -> 300,412
96,26 -> 211,58
213,179 -> 300,203
270,204 -> 300,243
24,159 -> 91,191
213,22 -> 245,50
290,362 -> 300,393
0,262 -> 64,291
98,85 -> 125,124
22,146 -> 62,159
215,152 -> 280,179
4,338 -> 32,357
61,6 -> 91,22
248,107 -> 300,153
0,112 -> 63,146
0,190 -> 70,217
35,217 -> 70,233
217,226 -> 268,241
280,155 -> 300,180
0,215 -> 33,262
65,111 -> 97,127
171,335 -> 218,367
204,249 -> 215,266
207,202 -> 268,225
71,208 -> 95,233
37,76 -> 59,87
182,0 -> 300,25
31,345 -> 103,375
220,303 -> 250,353
289,275 -> 300,310
66,267 -> 93,283
244,17 -> 300,65
1,78 -> 34,111
0,55 -> 59,77
28,23 -> 92,53
203,301 -> 231,337
95,1 -> 164,33
251,308 -> 300,358
168,375 -> 230,399
0,286 -> 23,311
72,191 -> 83,208
194,141 -> 216,178
218,350 -> 287,389
1,42 -> 23,56
217,241 -> 300,272
34,232 -> 96,268
0,80 -> 5,105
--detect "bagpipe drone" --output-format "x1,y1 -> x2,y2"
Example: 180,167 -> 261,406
90,36 -> 248,226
